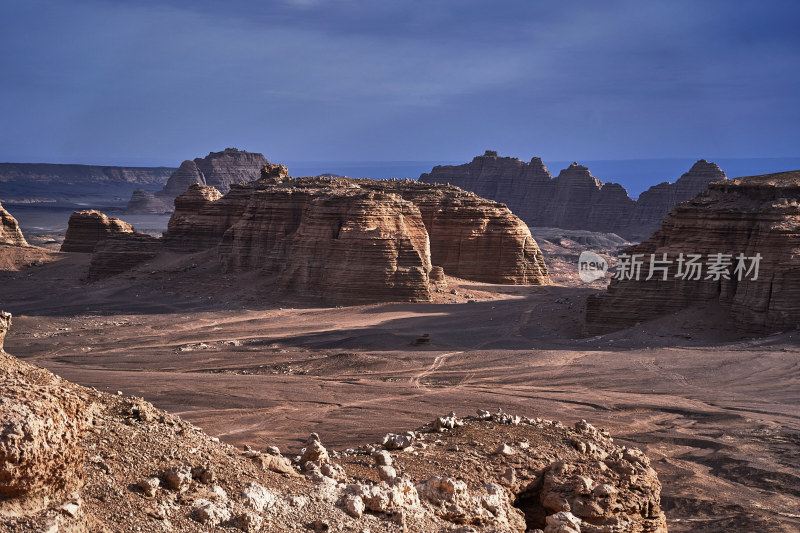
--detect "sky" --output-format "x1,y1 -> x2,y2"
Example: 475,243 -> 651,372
1,0 -> 799,167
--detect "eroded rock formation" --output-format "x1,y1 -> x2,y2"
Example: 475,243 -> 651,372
125,188 -> 172,214
629,160 -> 727,235
0,202 -> 27,247
126,148 -> 268,213
364,179 -> 548,284
162,170 -> 548,302
419,151 -> 727,241
60,210 -> 134,252
586,170 -> 800,334
0,315 -> 666,531
0,312 -> 91,515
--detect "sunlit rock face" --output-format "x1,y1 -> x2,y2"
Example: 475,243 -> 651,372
60,210 -> 134,253
0,203 -> 27,247
586,170 -> 800,334
162,171 -> 549,303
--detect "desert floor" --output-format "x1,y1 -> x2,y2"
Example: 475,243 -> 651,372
1,247 -> 799,532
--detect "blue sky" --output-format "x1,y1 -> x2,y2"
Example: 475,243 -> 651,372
1,0 -> 798,166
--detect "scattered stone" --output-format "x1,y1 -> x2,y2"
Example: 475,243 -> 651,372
371,450 -> 392,467
137,476 -> 160,498
241,482 -> 277,512
163,466 -> 192,491
193,498 -> 230,526
342,494 -> 365,518
232,511 -> 263,532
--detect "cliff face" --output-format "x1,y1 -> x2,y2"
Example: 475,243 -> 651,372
0,202 -> 28,247
60,210 -> 134,253
629,160 -> 727,236
419,152 -> 727,241
164,172 -> 549,301
363,180 -> 548,284
130,148 -> 268,213
585,170 -> 800,334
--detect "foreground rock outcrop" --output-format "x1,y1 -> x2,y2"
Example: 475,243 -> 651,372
60,210 -> 134,253
126,148 -> 267,213
0,203 -> 27,247
419,151 -> 727,241
586,170 -> 800,334
0,314 -> 666,532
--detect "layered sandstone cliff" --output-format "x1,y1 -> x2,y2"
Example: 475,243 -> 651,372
585,170 -> 800,334
126,148 -> 268,213
628,160 -> 727,236
419,151 -> 727,241
60,210 -> 134,253
0,202 -> 28,247
163,170 -> 548,301
362,179 -> 548,284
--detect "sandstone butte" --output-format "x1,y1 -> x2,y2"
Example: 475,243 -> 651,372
419,151 -> 727,242
0,202 -> 28,247
585,170 -> 800,334
159,163 -> 549,302
124,148 -> 268,214
0,311 -> 667,533
59,210 -> 135,253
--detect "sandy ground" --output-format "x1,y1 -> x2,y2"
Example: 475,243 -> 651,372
1,245 -> 799,532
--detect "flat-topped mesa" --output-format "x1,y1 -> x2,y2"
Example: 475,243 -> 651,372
585,170 -> 800,334
164,172 -> 549,296
420,152 -> 727,241
60,210 -> 134,253
0,202 -> 28,247
126,148 -> 268,213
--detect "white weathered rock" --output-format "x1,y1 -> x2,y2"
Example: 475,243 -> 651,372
544,511 -> 581,533
382,432 -> 415,450
301,434 -> 330,464
232,511 -> 263,532
241,482 -> 278,512
138,476 -> 160,497
433,411 -> 464,432
342,494 -> 365,518
193,499 -> 230,526
163,466 -> 192,491
377,465 -> 397,481
371,449 -> 392,467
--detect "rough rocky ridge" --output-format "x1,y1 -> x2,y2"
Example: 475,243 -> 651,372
0,203 -> 27,247
126,148 -> 267,213
0,313 -> 666,532
585,170 -> 800,334
60,210 -> 134,253
419,151 -> 727,241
